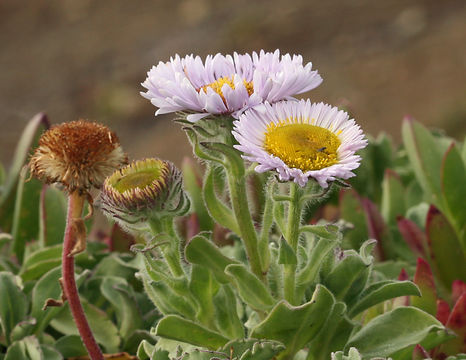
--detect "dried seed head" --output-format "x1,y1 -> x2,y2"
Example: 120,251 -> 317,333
100,158 -> 189,230
29,120 -> 127,193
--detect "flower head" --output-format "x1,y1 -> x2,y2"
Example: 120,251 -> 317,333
100,158 -> 189,229
141,49 -> 322,122
29,120 -> 127,193
233,100 -> 367,188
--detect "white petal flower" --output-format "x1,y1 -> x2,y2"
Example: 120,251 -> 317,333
141,50 -> 322,121
232,100 -> 368,188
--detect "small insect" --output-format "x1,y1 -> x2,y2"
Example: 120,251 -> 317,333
316,147 -> 327,152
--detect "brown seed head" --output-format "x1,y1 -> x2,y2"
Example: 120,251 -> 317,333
29,120 -> 128,193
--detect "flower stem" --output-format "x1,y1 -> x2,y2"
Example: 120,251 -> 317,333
283,182 -> 302,305
148,217 -> 184,277
62,192 -> 103,360
226,171 -> 263,281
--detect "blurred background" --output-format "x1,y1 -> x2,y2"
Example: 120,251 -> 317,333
1,0 -> 465,168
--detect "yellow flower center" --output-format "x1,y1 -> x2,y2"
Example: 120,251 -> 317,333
200,76 -> 254,101
109,159 -> 167,193
264,120 -> 341,171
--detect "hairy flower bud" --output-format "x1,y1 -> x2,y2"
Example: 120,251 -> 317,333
29,120 -> 127,193
100,158 -> 189,229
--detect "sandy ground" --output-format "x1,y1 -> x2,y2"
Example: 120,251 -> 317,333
1,0 -> 465,168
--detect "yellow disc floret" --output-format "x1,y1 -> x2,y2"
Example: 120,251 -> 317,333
264,120 -> 341,171
200,76 -> 254,102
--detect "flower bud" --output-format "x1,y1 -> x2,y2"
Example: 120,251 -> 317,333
100,158 -> 189,229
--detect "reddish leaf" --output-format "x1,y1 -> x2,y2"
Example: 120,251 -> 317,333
436,300 -> 450,326
398,268 -> 409,281
394,268 -> 411,307
411,258 -> 437,316
362,197 -> 390,260
412,344 -> 430,360
397,216 -> 427,258
452,280 -> 466,304
426,205 -> 466,289
437,293 -> 466,355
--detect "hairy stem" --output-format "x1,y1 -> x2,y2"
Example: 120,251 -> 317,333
148,217 -> 184,277
227,171 -> 263,281
62,192 -> 103,360
283,182 -> 302,305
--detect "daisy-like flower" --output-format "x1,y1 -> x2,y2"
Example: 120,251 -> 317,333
29,120 -> 127,193
141,49 -> 322,122
233,100 -> 367,188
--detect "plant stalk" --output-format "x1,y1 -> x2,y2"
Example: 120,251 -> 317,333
283,182 -> 302,305
62,191 -> 103,360
227,171 -> 263,281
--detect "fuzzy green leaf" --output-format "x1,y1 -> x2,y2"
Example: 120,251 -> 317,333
185,234 -> 238,284
156,315 -> 229,350
213,285 -> 244,339
100,276 -> 143,340
348,280 -> 420,317
251,285 -> 335,358
225,264 -> 276,311
346,306 -> 445,358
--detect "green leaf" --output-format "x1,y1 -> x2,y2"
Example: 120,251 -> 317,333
10,171 -> 43,263
136,340 -> 157,360
250,285 -> 335,358
19,244 -> 62,281
345,306 -> 445,358
40,345 -> 63,360
31,266 -> 90,335
307,302 -> 349,360
202,167 -> 239,235
213,285 -> 244,339
9,318 -> 36,342
278,238 -> 297,265
441,143 -> 466,252
296,237 -> 338,286
100,276 -> 143,340
4,336 -> 42,360
224,264 -> 276,311
189,264 -> 219,326
402,118 -> 445,207
219,338 -> 285,360
411,258 -> 437,316
0,272 -> 28,346
185,234 -> 238,284
323,252 -> 370,301
50,298 -> 120,353
142,277 -> 196,319
0,113 -> 49,224
331,347 -> 362,360
348,280 -> 420,317
340,190 -> 368,250
54,335 -> 87,358
299,224 -> 339,240
426,205 -> 466,289
182,158 -> 214,231
39,185 -> 66,246
155,315 -> 229,350
381,169 -> 405,225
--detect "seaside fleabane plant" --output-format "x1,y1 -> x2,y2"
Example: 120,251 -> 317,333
141,49 -> 322,122
233,99 -> 368,188
29,120 -> 127,360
